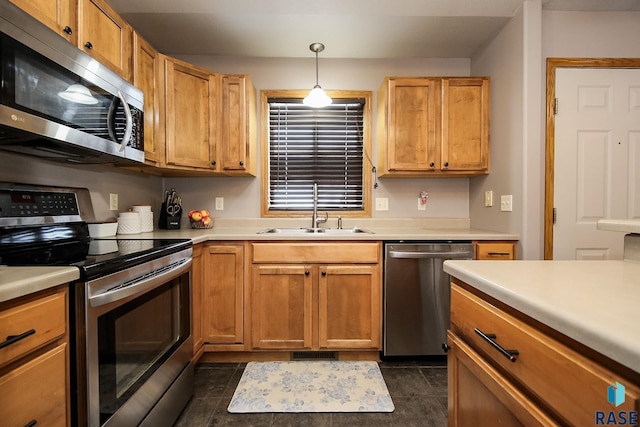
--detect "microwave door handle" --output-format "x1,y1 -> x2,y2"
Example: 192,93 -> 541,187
116,90 -> 133,152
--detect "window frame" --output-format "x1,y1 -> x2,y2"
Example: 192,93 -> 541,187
260,89 -> 372,218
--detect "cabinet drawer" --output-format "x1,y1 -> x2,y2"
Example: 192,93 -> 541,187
0,343 -> 67,427
451,283 -> 639,426
475,242 -> 515,260
251,242 -> 380,263
447,331 -> 558,427
0,289 -> 67,367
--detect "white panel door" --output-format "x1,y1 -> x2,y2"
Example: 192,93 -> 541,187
554,69 -> 640,260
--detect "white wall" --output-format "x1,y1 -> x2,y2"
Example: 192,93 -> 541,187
0,151 -> 163,220
165,57 -> 473,219
469,1 -> 543,259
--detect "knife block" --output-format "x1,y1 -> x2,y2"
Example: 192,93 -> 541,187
158,202 -> 181,229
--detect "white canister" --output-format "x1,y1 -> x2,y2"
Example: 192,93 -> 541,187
132,205 -> 154,232
117,211 -> 141,235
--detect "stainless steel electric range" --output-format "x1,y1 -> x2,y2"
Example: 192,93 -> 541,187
0,182 -> 194,427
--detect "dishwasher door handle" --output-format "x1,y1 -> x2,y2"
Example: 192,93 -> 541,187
388,250 -> 472,259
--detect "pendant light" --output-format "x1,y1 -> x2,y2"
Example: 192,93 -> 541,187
58,84 -> 98,105
303,43 -> 332,108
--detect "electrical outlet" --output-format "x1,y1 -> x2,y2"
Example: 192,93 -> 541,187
375,198 -> 389,211
215,197 -> 224,210
501,195 -> 513,212
484,190 -> 493,207
109,193 -> 118,211
417,198 -> 426,211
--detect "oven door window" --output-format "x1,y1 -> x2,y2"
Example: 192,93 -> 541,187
97,275 -> 189,423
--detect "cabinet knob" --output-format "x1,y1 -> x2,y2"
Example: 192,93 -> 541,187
442,342 -> 450,353
63,26 -> 73,35
305,270 -> 310,276
84,41 -> 93,50
211,160 -> 216,166
443,161 -> 449,167
321,271 -> 327,276
239,161 -> 244,166
429,162 -> 435,167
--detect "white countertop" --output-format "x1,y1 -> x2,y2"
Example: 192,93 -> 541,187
0,266 -> 79,303
443,259 -> 640,374
597,219 -> 640,234
117,217 -> 519,244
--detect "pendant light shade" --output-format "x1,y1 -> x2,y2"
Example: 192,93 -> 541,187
58,84 -> 98,105
303,43 -> 332,108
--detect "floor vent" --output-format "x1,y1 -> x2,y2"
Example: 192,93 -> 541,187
291,351 -> 338,361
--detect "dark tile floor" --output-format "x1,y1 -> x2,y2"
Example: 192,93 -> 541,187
174,359 -> 448,427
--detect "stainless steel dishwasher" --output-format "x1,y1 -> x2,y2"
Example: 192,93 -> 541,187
383,242 -> 474,356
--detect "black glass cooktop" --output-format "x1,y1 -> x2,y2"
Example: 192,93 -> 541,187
0,222 -> 191,281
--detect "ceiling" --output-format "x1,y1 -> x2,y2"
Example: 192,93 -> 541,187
108,0 -> 640,59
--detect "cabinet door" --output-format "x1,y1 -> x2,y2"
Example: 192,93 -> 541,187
0,343 -> 68,427
191,244 -> 204,358
385,78 -> 439,172
164,58 -> 218,171
78,0 -> 132,80
203,244 -> 244,344
447,332 -> 558,427
251,265 -> 313,349
318,265 -> 381,349
10,0 -> 76,43
133,33 -> 164,167
441,78 -> 490,172
220,75 -> 256,176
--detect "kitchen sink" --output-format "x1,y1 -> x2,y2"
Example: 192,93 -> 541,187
257,227 -> 374,235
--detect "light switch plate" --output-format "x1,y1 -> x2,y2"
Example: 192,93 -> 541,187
215,197 -> 224,210
375,198 -> 389,211
501,195 -> 513,212
417,198 -> 426,211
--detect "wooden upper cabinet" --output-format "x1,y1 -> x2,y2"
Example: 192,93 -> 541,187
441,78 -> 490,173
133,33 -> 164,167
164,57 -> 219,172
377,77 -> 439,174
377,76 -> 490,177
220,75 -> 257,176
10,0 -> 77,43
77,0 -> 132,80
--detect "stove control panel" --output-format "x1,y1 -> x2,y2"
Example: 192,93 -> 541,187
0,189 -> 79,218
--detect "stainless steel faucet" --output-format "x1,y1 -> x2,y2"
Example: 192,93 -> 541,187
312,183 -> 328,228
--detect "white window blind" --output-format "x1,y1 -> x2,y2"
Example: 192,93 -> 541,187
267,98 -> 365,211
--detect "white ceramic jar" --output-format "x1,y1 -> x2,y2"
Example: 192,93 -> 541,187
117,211 -> 141,234
132,205 -> 153,232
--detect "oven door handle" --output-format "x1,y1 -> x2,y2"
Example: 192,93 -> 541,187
88,257 -> 192,308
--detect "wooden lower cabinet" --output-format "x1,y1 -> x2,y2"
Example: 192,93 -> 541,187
191,244 -> 204,361
318,265 -> 381,349
251,265 -> 313,349
474,241 -> 516,260
202,243 -> 244,348
448,332 -> 557,426
0,286 -> 69,426
249,242 -> 382,352
448,280 -> 640,426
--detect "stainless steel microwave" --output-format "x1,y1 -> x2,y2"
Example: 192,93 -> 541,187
0,1 -> 144,164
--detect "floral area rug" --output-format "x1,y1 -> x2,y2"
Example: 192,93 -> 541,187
227,361 -> 395,413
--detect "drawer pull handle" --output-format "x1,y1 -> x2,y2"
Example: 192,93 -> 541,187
25,420 -> 37,427
487,252 -> 511,256
0,329 -> 36,350
474,328 -> 519,362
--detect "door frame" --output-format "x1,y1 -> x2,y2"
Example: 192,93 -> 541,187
544,58 -> 640,260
